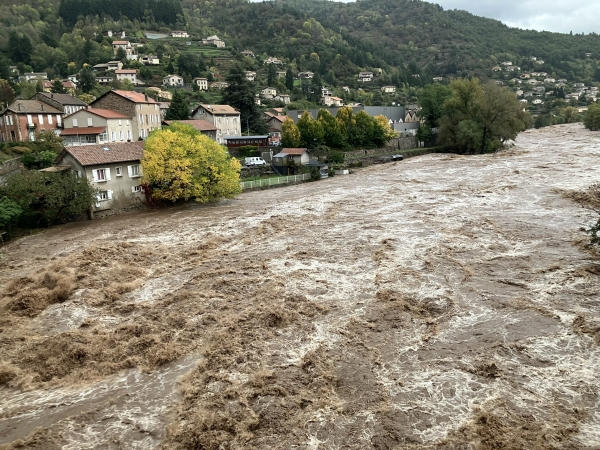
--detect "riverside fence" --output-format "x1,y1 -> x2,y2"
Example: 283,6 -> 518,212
240,173 -> 311,190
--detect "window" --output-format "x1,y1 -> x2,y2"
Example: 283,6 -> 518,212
96,190 -> 113,202
83,135 -> 96,144
119,131 -> 123,141
146,115 -> 149,124
111,131 -> 116,141
99,130 -> 107,142
87,117 -> 93,127
139,114 -> 143,124
128,164 -> 140,178
57,116 -> 61,126
38,115 -> 44,125
47,115 -> 53,125
138,104 -> 142,110
65,106 -> 71,115
132,185 -> 143,193
127,130 -> 131,141
118,119 -> 122,126
140,129 -> 145,138
115,166 -> 122,176
217,118 -> 221,125
92,168 -> 110,182
233,118 -> 237,124
72,118 -> 78,127
126,120 -> 130,126
27,115 -> 33,125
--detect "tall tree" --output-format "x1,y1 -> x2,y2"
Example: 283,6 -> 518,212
297,111 -> 324,148
51,79 -> 66,94
79,67 -> 96,93
418,83 -> 452,128
165,90 -> 190,120
0,80 -> 16,108
222,65 -> 266,134
8,32 -> 32,65
141,123 -> 241,203
267,63 -> 276,87
285,68 -> 294,92
281,116 -> 301,148
317,109 -> 344,148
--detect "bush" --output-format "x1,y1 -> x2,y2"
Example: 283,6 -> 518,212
584,103 -> 600,131
309,166 -> 321,181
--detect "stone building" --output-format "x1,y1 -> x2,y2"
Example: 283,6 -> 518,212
90,90 -> 161,141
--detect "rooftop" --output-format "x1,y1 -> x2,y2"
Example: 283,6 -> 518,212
281,148 -> 308,155
61,142 -> 144,166
60,127 -> 107,136
3,100 -> 61,115
195,104 -> 239,115
163,120 -> 218,132
37,92 -> 87,106
104,90 -> 157,104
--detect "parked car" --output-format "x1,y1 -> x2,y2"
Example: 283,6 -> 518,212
244,157 -> 267,167
391,154 -> 404,161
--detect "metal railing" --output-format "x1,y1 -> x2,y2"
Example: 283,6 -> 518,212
240,173 -> 310,190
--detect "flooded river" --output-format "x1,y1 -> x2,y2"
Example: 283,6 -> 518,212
1,123 -> 599,449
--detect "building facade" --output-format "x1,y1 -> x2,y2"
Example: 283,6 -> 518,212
60,108 -> 133,146
191,104 -> 241,144
33,92 -> 88,116
0,100 -> 62,142
90,90 -> 161,141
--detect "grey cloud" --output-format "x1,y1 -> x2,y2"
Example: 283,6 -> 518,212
433,0 -> 600,34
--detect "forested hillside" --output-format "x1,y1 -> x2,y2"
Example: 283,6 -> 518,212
2,0 -> 600,90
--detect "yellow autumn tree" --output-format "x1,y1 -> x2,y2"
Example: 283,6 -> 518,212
373,114 -> 398,142
142,122 -> 242,203
281,116 -> 301,148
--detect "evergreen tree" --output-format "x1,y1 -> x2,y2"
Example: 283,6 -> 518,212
79,67 -> 96,93
281,116 -> 301,148
51,79 -> 66,94
165,90 -> 190,120
167,60 -> 175,75
222,65 -> 266,134
285,68 -> 294,92
267,64 -> 276,87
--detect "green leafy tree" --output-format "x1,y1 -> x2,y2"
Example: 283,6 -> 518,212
317,109 -> 345,148
562,107 -> 580,124
297,111 -> 324,148
584,103 -> 600,131
418,83 -> 452,128
167,60 -> 175,74
222,65 -> 266,134
352,110 -> 376,147
0,79 -> 16,107
0,197 -> 22,231
336,106 -> 355,144
165,90 -> 190,120
77,93 -> 96,104
8,32 -> 33,65
0,170 -> 96,227
281,116 -> 301,148
141,122 -> 242,203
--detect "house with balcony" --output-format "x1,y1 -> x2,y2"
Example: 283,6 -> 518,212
112,40 -> 137,60
241,50 -> 255,58
60,108 -> 133,146
245,71 -> 257,81
170,31 -> 189,38
0,100 -> 63,142
202,35 -> 225,48
358,72 -> 373,82
141,55 -> 160,65
381,86 -> 396,93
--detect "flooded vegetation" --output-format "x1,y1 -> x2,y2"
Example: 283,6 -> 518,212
1,123 -> 599,449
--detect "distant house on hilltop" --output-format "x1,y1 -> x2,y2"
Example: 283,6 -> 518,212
358,72 -> 373,82
163,74 -> 184,87
241,50 -> 255,58
170,31 -> 189,38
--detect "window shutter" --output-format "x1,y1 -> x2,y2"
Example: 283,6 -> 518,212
105,168 -> 111,181
92,169 -> 99,182
107,190 -> 113,200
127,165 -> 133,177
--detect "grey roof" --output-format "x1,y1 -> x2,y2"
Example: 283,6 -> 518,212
3,100 -> 62,114
37,92 -> 88,106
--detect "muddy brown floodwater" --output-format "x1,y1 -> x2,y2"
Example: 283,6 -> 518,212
1,123 -> 600,449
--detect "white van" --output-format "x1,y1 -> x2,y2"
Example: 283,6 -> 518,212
244,157 -> 267,167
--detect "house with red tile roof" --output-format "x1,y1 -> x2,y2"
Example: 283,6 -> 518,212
162,120 -> 218,141
190,104 -> 241,144
54,142 -> 146,214
60,108 -> 133,146
90,90 -> 161,141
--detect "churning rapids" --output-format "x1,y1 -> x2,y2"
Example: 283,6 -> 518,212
1,123 -> 600,449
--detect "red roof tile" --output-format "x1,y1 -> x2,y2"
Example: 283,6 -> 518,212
60,127 -> 107,136
87,108 -> 130,119
281,148 -> 308,155
111,90 -> 156,104
62,142 -> 144,166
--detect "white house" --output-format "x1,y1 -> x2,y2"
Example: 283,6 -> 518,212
261,87 -> 277,98
193,77 -> 208,91
170,31 -> 189,38
245,71 -> 256,81
115,69 -> 139,85
191,104 -> 241,144
381,86 -> 396,93
358,72 -> 373,82
265,57 -> 283,65
241,50 -> 254,58
141,55 -> 160,65
274,94 -> 290,105
163,74 -> 184,87
202,35 -> 225,48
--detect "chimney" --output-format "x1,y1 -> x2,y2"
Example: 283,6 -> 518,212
41,104 -> 44,111
51,93 -> 54,99
145,94 -> 148,102
18,103 -> 22,111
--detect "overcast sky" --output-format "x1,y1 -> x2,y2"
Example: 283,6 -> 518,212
430,0 -> 600,34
